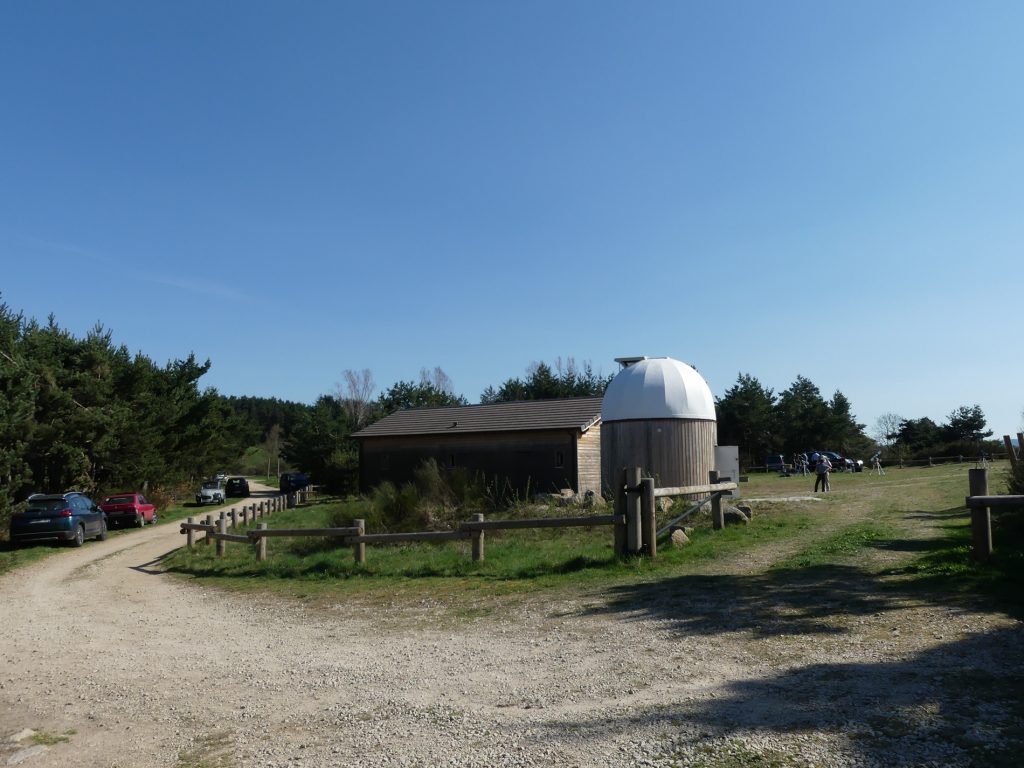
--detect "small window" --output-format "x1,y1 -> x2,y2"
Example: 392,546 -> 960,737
449,454 -> 456,468
555,451 -> 564,468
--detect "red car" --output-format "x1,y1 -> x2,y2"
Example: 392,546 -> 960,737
99,493 -> 158,528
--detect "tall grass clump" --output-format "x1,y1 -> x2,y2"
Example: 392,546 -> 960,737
355,459 -> 492,532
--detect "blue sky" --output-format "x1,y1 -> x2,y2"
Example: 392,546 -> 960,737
2,1 -> 1022,438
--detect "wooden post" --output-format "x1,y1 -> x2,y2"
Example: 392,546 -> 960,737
640,477 -> 656,558
255,523 -> 267,562
709,470 -> 724,530
614,467 -> 627,556
259,501 -> 264,517
242,506 -> 249,525
471,513 -> 485,562
968,468 -> 993,561
625,467 -> 642,554
353,518 -> 365,564
230,508 -> 238,529
1004,436 -> 1017,467
216,514 -> 227,557
204,514 -> 213,545
186,516 -> 195,549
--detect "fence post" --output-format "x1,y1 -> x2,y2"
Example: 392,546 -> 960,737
353,518 -> 365,564
204,514 -> 213,545
614,467 -> 627,556
625,467 -> 642,554
216,514 -> 226,557
640,477 -> 656,558
968,468 -> 993,561
471,513 -> 485,562
255,523 -> 267,562
1004,436 -> 1017,468
242,506 -> 249,525
259,501 -> 264,517
230,508 -> 238,529
710,470 -> 724,531
186,516 -> 195,549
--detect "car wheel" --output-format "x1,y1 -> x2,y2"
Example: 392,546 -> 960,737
71,525 -> 85,547
135,513 -> 144,528
97,521 -> 108,541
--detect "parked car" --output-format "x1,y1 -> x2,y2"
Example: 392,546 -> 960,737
99,492 -> 157,527
279,472 -> 309,494
195,480 -> 225,505
225,477 -> 250,497
9,492 -> 107,547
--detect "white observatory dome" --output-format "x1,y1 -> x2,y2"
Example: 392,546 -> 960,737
601,357 -> 716,422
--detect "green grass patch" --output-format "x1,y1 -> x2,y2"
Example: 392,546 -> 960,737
176,731 -> 235,768
888,507 -> 1024,616
162,496 -> 819,607
773,520 -> 897,570
31,730 -> 72,746
0,539 -> 64,575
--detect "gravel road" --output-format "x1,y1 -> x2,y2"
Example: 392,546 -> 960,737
2,489 -> 1022,768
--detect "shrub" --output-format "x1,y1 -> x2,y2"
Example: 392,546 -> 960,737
1007,458 -> 1024,496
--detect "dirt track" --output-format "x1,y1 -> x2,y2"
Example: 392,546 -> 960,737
1,484 -> 1022,768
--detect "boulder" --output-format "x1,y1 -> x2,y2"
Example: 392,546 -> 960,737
670,529 -> 690,547
724,505 -> 750,525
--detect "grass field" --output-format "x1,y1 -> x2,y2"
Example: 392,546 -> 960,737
160,461 -> 1024,618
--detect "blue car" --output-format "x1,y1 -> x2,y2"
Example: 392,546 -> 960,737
9,492 -> 108,547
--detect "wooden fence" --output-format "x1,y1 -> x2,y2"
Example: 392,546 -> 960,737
179,469 -> 739,564
964,467 -> 1024,561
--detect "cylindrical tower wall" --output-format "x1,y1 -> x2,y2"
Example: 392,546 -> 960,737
601,418 -> 717,495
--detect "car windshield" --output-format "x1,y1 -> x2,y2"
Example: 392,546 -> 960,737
27,498 -> 69,512
104,496 -> 134,504
202,482 -> 220,489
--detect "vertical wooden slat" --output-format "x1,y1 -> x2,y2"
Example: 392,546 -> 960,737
625,466 -> 641,553
640,477 -> 656,558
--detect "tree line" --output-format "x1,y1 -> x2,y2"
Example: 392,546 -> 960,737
873,405 -> 999,462
5,293 -> 1001,522
715,374 -> 873,469
715,372 -> 1000,468
0,300 -> 255,527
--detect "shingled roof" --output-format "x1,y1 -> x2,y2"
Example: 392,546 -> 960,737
352,396 -> 603,438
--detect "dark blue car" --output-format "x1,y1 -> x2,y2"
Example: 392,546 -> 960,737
9,492 -> 108,547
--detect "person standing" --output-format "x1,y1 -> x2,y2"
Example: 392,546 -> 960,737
814,454 -> 832,492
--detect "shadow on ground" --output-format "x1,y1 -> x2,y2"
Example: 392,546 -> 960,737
562,516 -> 1024,766
530,625 -> 1024,767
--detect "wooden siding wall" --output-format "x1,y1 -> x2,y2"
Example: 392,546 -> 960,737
359,430 -> 584,497
600,419 -> 717,495
577,425 -> 602,497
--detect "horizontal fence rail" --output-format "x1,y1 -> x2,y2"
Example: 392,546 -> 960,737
179,471 -> 747,565
461,514 -> 621,531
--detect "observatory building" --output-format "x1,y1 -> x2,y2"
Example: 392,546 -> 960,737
600,356 -> 718,492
